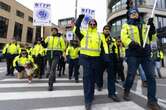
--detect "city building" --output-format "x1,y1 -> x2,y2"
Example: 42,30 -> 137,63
107,0 -> 166,49
0,0 -> 60,49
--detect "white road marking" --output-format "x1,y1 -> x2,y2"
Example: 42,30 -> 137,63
0,78 -> 82,82
0,82 -> 83,88
33,102 -> 145,110
0,89 -> 107,101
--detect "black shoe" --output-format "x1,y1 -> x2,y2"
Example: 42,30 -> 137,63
48,85 -> 53,91
85,103 -> 92,110
75,80 -> 79,83
6,73 -> 10,76
58,74 -> 61,77
147,102 -> 160,110
109,95 -> 121,102
123,91 -> 131,101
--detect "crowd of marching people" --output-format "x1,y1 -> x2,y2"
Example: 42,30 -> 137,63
1,3 -> 165,110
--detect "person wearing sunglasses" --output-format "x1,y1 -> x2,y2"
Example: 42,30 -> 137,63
74,15 -> 108,110
13,49 -> 37,83
121,7 -> 160,110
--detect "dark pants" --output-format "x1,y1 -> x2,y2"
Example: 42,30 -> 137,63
48,53 -> 61,86
6,54 -> 17,75
58,56 -> 66,76
95,57 -> 106,88
69,58 -> 80,81
34,55 -> 45,78
106,55 -> 117,96
116,58 -> 125,82
79,55 -> 100,104
124,56 -> 157,102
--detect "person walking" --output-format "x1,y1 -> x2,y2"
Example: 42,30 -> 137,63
121,7 -> 160,110
74,15 -> 108,110
44,28 -> 66,91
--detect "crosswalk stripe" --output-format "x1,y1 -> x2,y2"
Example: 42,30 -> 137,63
0,78 -> 82,82
0,82 -> 83,88
0,89 -> 108,101
33,101 -> 145,110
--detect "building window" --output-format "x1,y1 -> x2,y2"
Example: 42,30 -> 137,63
0,16 -> 9,38
13,22 -> 23,41
156,0 -> 166,9
26,27 -> 33,43
16,10 -> 24,18
28,16 -> 33,23
0,2 -> 10,12
35,26 -> 41,40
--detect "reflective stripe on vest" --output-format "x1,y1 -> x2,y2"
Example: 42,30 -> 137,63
80,32 -> 101,52
129,25 -> 135,41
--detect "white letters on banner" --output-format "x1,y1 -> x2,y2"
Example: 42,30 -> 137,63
66,31 -> 74,41
33,2 -> 51,26
81,8 -> 95,28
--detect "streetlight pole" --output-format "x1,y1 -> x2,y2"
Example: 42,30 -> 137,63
75,0 -> 78,19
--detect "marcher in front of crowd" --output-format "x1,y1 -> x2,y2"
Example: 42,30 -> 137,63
44,28 -> 66,91
74,14 -> 108,110
100,25 -> 120,102
121,7 -> 160,110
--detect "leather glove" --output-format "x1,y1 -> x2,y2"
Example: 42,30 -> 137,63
75,14 -> 85,28
147,18 -> 156,41
147,18 -> 154,26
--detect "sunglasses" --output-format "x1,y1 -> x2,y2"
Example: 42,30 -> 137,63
22,52 -> 27,55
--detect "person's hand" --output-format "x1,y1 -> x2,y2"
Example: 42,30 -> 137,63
75,14 -> 85,28
147,18 -> 154,25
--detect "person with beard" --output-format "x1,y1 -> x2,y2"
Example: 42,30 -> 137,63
44,27 -> 66,91
99,25 -> 120,102
121,7 -> 160,110
66,40 -> 80,83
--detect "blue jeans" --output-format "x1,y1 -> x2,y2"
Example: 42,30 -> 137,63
79,55 -> 100,104
124,56 -> 157,102
138,64 -> 147,81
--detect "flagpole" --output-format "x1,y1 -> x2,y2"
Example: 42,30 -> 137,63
143,0 -> 158,48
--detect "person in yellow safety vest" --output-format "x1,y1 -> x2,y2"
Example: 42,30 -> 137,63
2,38 -> 21,76
152,48 -> 163,78
13,49 -> 37,83
74,14 -> 108,110
44,28 -> 66,91
32,37 -> 46,79
97,25 -> 120,102
121,7 -> 160,110
66,40 -> 80,83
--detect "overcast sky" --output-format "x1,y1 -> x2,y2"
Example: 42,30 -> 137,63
16,0 -> 107,31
